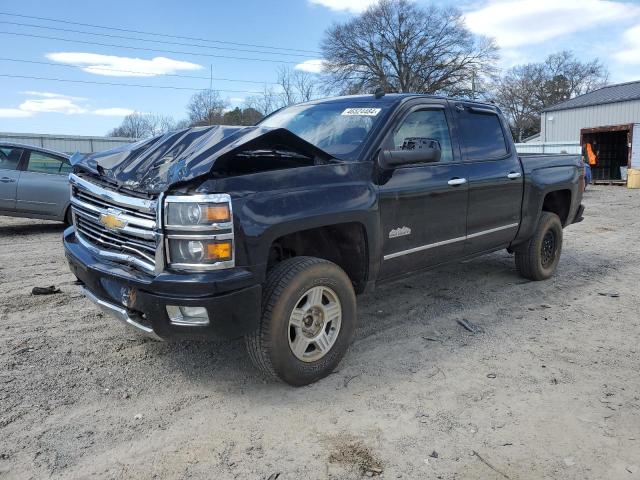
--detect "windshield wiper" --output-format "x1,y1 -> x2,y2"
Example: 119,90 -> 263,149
237,149 -> 313,160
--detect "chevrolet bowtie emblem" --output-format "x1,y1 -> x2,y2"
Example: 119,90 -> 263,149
99,211 -> 127,231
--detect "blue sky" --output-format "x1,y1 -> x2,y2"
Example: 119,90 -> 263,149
1,0 -> 639,136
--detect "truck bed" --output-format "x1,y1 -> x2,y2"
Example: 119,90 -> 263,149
519,154 -> 582,172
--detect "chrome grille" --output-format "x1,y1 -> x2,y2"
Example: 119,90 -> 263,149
69,174 -> 161,274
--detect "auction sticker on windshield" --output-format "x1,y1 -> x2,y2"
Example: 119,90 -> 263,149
341,108 -> 382,116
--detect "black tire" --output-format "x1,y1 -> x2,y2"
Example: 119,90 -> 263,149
64,207 -> 73,226
515,212 -> 563,281
245,256 -> 357,386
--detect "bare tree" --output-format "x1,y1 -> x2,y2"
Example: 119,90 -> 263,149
535,51 -> 608,107
277,66 -> 297,107
493,65 -> 542,142
493,51 -> 608,141
107,112 -> 149,138
107,112 -> 176,139
244,85 -> 280,116
174,118 -> 192,130
187,89 -> 228,126
244,67 -> 320,117
146,114 -> 178,137
276,66 -> 320,106
320,0 -> 498,96
293,70 -> 317,102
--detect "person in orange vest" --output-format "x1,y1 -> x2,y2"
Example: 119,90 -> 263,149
582,142 -> 595,188
585,142 -> 597,166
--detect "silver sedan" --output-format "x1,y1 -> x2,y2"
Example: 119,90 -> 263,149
0,143 -> 72,224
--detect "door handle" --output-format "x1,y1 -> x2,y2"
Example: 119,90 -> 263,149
447,178 -> 467,186
0,177 -> 16,183
507,172 -> 522,179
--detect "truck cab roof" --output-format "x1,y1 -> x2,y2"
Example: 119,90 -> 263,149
297,93 -> 500,112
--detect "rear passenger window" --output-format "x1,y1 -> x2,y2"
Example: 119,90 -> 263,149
459,111 -> 508,160
27,151 -> 71,175
0,147 -> 23,171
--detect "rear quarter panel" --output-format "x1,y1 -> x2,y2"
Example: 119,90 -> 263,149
513,155 -> 583,246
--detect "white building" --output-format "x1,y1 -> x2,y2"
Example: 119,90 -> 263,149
539,81 -> 640,181
0,132 -> 134,155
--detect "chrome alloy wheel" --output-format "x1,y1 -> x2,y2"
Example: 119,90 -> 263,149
288,286 -> 342,362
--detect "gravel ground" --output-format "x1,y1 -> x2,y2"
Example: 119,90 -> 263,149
1,185 -> 639,480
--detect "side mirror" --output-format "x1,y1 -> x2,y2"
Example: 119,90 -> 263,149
379,137 -> 441,169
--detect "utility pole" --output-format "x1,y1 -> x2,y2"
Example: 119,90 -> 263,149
208,65 -> 213,126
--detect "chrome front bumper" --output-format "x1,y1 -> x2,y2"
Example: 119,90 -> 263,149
81,287 -> 163,341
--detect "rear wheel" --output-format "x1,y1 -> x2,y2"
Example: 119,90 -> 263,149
515,212 -> 563,281
245,256 -> 357,386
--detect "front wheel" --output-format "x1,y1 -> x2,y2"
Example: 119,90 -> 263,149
515,212 -> 563,281
245,256 -> 357,386
64,207 -> 73,226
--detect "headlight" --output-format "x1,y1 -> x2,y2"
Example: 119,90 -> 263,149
166,202 -> 230,226
164,194 -> 234,271
168,238 -> 233,264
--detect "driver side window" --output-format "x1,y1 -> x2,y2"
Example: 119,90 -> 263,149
393,109 -> 454,162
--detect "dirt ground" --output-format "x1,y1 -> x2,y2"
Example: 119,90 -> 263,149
1,185 -> 639,480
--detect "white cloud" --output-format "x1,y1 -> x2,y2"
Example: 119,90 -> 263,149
0,108 -> 32,118
295,59 -> 326,73
92,108 -> 136,116
0,92 -> 134,118
228,97 -> 246,104
308,0 -> 379,13
465,0 -> 640,48
19,98 -> 87,115
20,91 -> 87,101
615,25 -> 640,65
45,52 -> 203,77
496,48 -> 530,68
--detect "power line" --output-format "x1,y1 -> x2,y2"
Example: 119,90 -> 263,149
0,11 -> 323,55
0,73 -> 264,94
0,31 -> 303,65
0,20 -> 313,58
0,57 -> 279,85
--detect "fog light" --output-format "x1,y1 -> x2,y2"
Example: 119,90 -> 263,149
166,305 -> 210,326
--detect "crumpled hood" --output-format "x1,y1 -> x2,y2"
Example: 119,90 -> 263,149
71,125 -> 334,194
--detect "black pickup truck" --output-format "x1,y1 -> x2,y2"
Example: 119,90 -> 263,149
64,93 -> 584,385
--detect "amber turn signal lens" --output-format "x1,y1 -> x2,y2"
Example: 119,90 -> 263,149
202,204 -> 230,223
205,241 -> 232,261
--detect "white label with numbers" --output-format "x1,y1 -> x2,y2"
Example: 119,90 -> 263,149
341,108 -> 381,116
